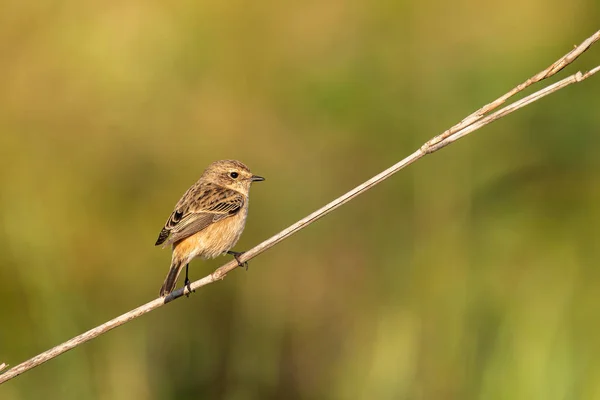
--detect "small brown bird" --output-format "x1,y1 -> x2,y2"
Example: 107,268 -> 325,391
155,160 -> 265,296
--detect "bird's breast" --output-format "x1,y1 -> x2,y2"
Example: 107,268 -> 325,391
174,204 -> 249,262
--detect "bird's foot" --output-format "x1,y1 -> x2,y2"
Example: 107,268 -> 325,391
184,263 -> 195,297
184,277 -> 195,297
227,250 -> 248,270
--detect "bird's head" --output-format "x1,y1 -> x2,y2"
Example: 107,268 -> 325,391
202,159 -> 265,194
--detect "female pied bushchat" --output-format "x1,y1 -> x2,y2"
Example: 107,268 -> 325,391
155,160 -> 265,297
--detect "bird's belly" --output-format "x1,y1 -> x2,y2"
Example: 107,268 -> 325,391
176,213 -> 248,262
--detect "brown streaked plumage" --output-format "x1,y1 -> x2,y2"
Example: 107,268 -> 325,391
156,160 -> 265,297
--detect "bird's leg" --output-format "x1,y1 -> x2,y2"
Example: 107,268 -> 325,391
184,263 -> 195,297
227,250 -> 248,270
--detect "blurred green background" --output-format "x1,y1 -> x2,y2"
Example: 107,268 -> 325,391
1,1 -> 599,399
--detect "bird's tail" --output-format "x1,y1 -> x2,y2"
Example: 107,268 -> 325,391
159,259 -> 184,297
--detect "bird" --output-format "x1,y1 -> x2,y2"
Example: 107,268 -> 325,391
155,159 -> 265,297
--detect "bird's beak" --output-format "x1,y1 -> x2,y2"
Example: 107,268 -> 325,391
251,175 -> 265,182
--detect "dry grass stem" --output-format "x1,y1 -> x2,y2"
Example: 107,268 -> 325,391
1,29 -> 598,386
423,30 -> 600,151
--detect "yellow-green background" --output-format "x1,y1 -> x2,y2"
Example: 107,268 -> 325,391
1,1 -> 599,399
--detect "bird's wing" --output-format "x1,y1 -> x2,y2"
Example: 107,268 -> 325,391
155,182 -> 245,246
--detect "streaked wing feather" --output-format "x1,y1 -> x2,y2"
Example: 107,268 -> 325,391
164,213 -> 225,245
192,183 -> 244,214
156,183 -> 245,246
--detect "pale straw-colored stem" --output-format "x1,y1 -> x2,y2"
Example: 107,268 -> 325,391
1,30 -> 598,385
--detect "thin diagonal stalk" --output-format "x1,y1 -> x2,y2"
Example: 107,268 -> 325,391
1,29 -> 598,386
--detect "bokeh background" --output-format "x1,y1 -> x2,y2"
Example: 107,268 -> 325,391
1,1 -> 599,399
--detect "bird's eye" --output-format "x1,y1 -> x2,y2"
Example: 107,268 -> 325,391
230,172 -> 239,179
